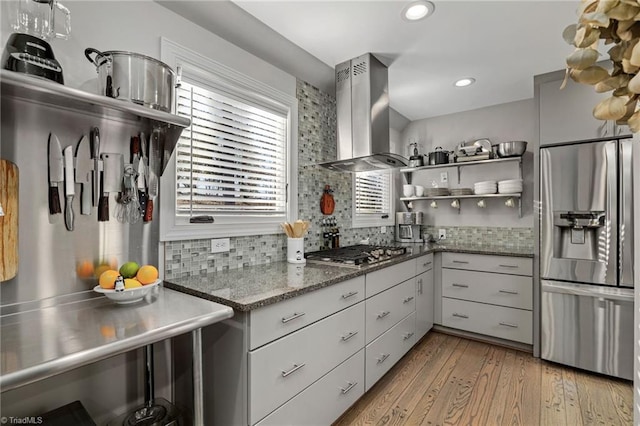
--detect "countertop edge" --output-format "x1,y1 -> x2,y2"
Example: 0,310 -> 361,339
165,246 -> 533,312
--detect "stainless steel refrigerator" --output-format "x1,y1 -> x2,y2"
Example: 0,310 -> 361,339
540,139 -> 634,380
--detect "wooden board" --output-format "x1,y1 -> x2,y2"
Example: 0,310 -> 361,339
0,159 -> 18,281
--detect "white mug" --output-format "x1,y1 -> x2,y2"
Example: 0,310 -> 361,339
415,185 -> 425,197
403,185 -> 415,197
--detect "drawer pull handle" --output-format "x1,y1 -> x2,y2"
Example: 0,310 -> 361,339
403,296 -> 415,303
423,261 -> 432,267
453,313 -> 469,319
377,353 -> 390,364
403,332 -> 415,340
281,312 -> 306,324
499,264 -> 519,269
281,363 -> 306,377
498,289 -> 519,295
341,331 -> 359,341
499,322 -> 519,328
452,283 -> 469,288
377,311 -> 391,319
452,260 -> 469,264
418,279 -> 423,294
340,381 -> 358,394
341,291 -> 359,299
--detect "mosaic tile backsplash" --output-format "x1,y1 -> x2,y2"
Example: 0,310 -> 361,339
422,226 -> 533,249
165,80 -> 394,278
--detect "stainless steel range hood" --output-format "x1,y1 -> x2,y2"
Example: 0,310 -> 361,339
319,53 -> 407,172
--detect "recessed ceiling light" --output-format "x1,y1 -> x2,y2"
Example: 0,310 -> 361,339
454,78 -> 476,87
402,1 -> 435,22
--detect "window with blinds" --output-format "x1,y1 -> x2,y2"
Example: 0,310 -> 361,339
175,81 -> 288,217
353,170 -> 393,227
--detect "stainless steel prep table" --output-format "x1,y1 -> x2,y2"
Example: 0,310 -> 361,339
0,286 -> 234,423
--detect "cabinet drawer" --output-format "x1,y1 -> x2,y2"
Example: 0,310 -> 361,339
442,269 -> 532,310
248,302 -> 364,424
249,275 -> 365,349
442,298 -> 532,344
415,253 -> 434,275
442,253 -> 532,276
365,312 -> 416,391
256,350 -> 364,426
365,279 -> 416,344
366,259 -> 416,297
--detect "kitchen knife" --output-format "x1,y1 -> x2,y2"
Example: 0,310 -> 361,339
137,132 -> 148,215
99,153 -> 123,222
63,145 -> 75,231
75,135 -> 92,215
144,129 -> 159,222
47,133 -> 64,215
90,127 -> 101,207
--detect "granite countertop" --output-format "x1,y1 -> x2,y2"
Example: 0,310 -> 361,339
164,243 -> 533,312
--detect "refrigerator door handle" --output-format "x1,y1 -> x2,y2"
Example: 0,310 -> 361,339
541,281 -> 634,302
619,140 -> 634,287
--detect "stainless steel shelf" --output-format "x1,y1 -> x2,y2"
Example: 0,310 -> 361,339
399,156 -> 522,173
401,193 -> 522,217
1,70 -> 190,128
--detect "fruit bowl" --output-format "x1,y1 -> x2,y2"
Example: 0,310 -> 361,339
94,280 -> 161,304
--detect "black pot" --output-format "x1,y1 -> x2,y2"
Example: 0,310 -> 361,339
428,147 -> 449,165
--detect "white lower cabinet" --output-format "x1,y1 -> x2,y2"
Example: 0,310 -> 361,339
365,312 -> 416,391
442,298 -> 532,344
248,302 -> 365,424
256,350 -> 365,426
365,278 -> 416,344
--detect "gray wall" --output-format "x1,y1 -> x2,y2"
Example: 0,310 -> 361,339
400,99 -> 535,228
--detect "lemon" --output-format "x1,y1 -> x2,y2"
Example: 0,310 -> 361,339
99,270 -> 120,289
124,278 -> 142,289
119,262 -> 140,278
136,265 -> 159,285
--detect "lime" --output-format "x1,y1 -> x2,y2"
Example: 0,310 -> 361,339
119,261 -> 140,278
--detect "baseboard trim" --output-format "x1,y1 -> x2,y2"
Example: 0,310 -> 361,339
432,325 -> 533,354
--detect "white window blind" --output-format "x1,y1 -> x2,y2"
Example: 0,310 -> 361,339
355,171 -> 391,216
175,81 -> 288,216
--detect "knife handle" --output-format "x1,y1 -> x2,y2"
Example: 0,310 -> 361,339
143,198 -> 153,222
65,196 -> 74,231
98,171 -> 109,222
49,186 -> 61,215
138,190 -> 147,216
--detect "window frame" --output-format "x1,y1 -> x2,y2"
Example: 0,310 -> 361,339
160,38 -> 298,241
351,169 -> 395,228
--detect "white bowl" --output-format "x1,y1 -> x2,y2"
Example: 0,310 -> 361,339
94,280 -> 161,304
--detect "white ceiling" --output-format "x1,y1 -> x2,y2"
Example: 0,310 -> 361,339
232,0 -> 580,121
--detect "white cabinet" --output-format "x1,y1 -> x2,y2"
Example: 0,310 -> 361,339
537,70 -> 632,147
415,254 -> 434,340
365,278 -> 416,344
440,253 -> 533,345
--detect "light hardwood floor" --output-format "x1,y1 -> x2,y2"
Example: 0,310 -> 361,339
334,332 -> 633,426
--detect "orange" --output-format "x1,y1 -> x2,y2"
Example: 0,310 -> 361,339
124,278 -> 142,289
136,265 -> 159,285
76,260 -> 94,278
94,263 -> 112,279
99,270 -> 120,289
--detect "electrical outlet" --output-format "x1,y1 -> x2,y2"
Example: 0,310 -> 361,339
381,226 -> 387,234
440,172 -> 448,183
211,238 -> 230,253
438,229 -> 447,240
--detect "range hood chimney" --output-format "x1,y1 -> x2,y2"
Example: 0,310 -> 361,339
319,53 -> 407,172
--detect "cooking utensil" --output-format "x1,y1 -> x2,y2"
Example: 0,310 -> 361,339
138,132 -> 148,215
144,130 -> 159,222
63,144 -> 75,231
90,127 -> 101,207
99,153 -> 123,222
428,147 -> 449,165
408,143 -> 424,167
47,133 -> 63,215
0,159 -> 18,281
84,48 -> 176,113
496,141 -> 527,157
75,135 -> 92,215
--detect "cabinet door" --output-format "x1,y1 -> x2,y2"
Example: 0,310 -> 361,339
539,77 -> 610,146
415,269 -> 434,340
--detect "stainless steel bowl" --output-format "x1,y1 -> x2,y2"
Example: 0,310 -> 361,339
497,141 -> 527,157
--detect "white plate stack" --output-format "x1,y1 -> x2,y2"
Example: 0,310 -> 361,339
425,187 -> 450,197
449,188 -> 473,196
498,179 -> 523,194
474,180 -> 497,195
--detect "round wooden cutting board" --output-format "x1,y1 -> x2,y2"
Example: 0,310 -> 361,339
0,159 -> 18,282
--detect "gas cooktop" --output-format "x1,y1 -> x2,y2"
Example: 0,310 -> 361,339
305,244 -> 407,268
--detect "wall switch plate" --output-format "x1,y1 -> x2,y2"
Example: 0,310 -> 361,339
438,229 -> 447,240
211,238 -> 230,253
381,226 -> 387,234
440,172 -> 448,183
